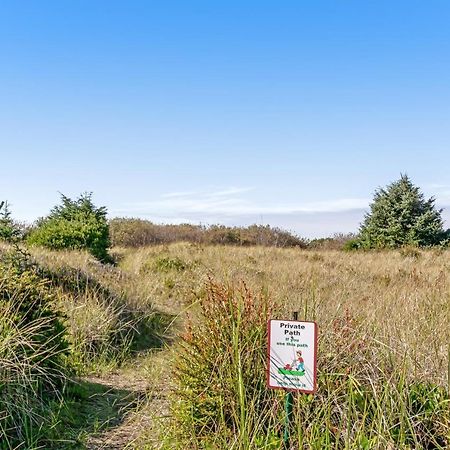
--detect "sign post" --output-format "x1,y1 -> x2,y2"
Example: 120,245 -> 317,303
267,314 -> 317,449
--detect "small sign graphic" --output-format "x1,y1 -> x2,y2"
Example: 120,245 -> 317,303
267,319 -> 317,393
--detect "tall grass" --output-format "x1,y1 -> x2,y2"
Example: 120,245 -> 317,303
29,247 -> 172,372
0,248 -> 69,448
119,244 -> 449,449
0,244 -> 171,447
167,280 -> 280,449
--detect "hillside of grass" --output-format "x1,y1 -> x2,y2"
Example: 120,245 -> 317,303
0,243 -> 172,448
1,242 -> 449,449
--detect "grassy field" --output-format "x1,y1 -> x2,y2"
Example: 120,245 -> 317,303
1,243 -> 449,448
118,244 -> 449,449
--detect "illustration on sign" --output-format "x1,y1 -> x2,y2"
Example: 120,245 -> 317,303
267,320 -> 317,393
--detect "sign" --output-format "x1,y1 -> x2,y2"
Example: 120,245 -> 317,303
267,319 -> 317,393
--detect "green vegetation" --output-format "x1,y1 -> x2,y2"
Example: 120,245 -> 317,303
170,281 -> 278,449
0,247 -> 69,447
110,218 -> 307,248
27,193 -> 110,261
357,175 -> 449,249
0,241 -> 449,449
138,244 -> 447,449
0,243 -> 170,448
0,201 -> 21,243
0,187 -> 449,448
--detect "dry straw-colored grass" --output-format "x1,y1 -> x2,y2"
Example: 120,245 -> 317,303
118,243 -> 449,386
116,243 -> 449,448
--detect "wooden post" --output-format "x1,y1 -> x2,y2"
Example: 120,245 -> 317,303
283,311 -> 298,449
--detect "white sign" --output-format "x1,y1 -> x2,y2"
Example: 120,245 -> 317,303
267,319 -> 317,393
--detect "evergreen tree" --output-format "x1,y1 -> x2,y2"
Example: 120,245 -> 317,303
0,201 -> 20,242
358,175 -> 448,248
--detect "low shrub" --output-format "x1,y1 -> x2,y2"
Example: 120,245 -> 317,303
309,233 -> 357,250
109,218 -> 307,249
27,193 -> 110,261
343,238 -> 361,251
153,256 -> 187,273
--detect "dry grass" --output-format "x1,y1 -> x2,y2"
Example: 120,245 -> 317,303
117,243 -> 449,386
2,242 -> 448,448
114,243 -> 449,448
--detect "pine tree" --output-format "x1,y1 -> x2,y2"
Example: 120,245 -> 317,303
358,175 -> 448,248
0,201 -> 20,242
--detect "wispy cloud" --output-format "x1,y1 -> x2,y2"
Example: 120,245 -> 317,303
113,187 -> 369,218
110,185 -> 450,237
161,190 -> 200,199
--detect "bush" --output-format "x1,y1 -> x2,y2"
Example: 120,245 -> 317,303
27,193 -> 110,261
343,238 -> 361,251
153,256 -> 187,272
109,218 -> 203,247
309,233 -> 357,250
109,218 -> 307,248
0,248 -> 69,446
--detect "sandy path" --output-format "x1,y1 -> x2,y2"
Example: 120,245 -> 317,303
84,351 -> 171,450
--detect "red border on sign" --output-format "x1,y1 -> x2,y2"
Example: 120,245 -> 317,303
266,319 -> 318,394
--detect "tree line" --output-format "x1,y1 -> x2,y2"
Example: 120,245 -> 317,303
1,175 -> 449,260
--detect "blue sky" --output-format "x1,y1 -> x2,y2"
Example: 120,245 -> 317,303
1,1 -> 449,237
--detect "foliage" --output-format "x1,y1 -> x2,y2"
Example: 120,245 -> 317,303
343,238 -> 361,251
27,193 -> 110,261
309,233 -> 357,250
358,175 -> 449,248
109,218 -> 306,248
0,247 -> 69,447
169,280 -> 282,449
150,244 -> 450,449
152,256 -> 187,272
0,201 -> 21,242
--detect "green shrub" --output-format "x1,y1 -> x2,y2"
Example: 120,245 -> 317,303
309,233 -> 357,250
153,256 -> 187,272
343,238 -> 361,251
27,193 -> 110,261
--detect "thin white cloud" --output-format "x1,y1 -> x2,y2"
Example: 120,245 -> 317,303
161,190 -> 200,199
206,187 -> 255,197
113,187 -> 369,218
109,186 -> 450,238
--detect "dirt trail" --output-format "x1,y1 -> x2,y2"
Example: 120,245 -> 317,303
84,350 -> 171,450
